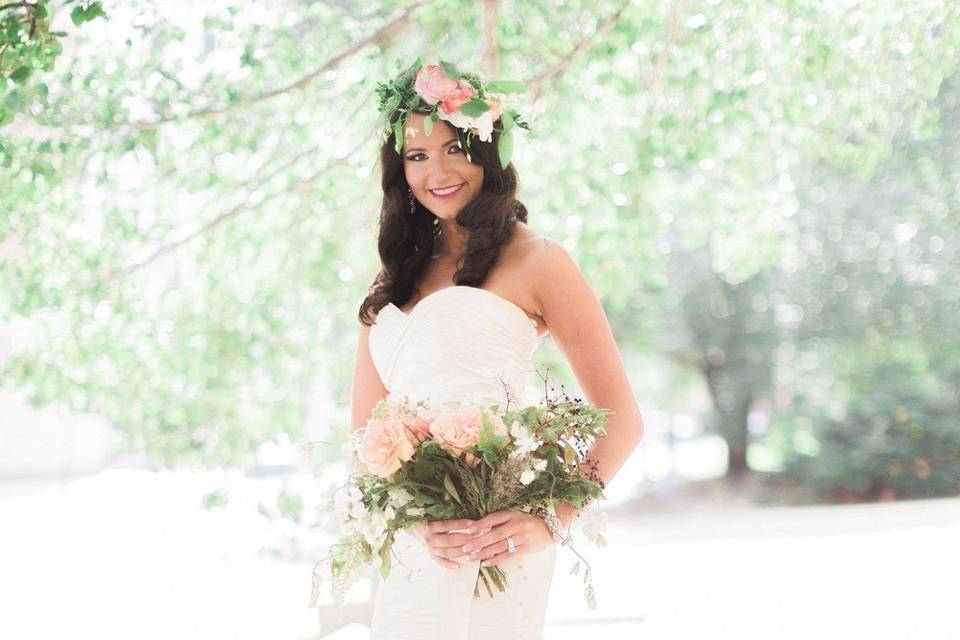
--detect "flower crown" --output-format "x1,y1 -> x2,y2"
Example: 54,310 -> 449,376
375,58 -> 530,169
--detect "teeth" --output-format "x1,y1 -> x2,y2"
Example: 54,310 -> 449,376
431,184 -> 463,195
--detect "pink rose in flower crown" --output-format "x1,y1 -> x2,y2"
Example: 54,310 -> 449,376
440,79 -> 479,114
357,416 -> 416,477
413,64 -> 459,106
429,404 -> 508,460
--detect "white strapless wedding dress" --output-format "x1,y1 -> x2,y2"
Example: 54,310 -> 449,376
367,285 -> 556,640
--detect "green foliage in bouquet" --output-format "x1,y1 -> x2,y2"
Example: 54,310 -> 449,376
310,382 -> 613,608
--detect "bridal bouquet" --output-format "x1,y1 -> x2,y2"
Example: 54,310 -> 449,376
309,383 -> 612,609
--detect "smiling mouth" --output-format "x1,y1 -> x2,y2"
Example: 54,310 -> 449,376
428,183 -> 465,198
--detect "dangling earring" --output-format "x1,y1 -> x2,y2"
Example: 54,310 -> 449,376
406,187 -> 416,214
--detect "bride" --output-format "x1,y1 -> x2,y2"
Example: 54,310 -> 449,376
351,60 -> 644,639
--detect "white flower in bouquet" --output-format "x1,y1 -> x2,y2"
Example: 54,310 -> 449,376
508,419 -> 539,459
580,509 -> 608,547
519,468 -> 537,485
387,486 -> 414,509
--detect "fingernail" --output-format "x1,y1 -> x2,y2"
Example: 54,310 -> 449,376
462,544 -> 472,552
481,560 -> 490,567
480,527 -> 490,535
466,527 -> 475,534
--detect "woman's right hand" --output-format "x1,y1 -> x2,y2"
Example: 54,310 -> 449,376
408,519 -> 483,570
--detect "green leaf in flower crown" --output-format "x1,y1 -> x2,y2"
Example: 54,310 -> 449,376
501,110 -> 514,132
486,80 -> 525,94
498,129 -> 513,170
393,118 -> 404,153
438,60 -> 461,79
459,98 -> 491,117
423,115 -> 432,137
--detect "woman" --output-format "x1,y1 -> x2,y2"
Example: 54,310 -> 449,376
351,60 -> 645,639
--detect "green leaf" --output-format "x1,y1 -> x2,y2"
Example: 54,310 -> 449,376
458,99 -> 491,117
438,60 -> 461,80
86,2 -> 105,20
70,6 -> 85,25
563,443 -> 577,468
10,67 -> 31,84
498,129 -> 513,170
501,110 -> 514,132
443,473 -> 462,505
486,80 -> 525,94
393,118 -> 404,153
379,543 -> 391,578
423,115 -> 432,137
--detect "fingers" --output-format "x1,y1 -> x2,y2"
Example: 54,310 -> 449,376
428,518 -> 477,534
467,510 -> 515,534
461,520 -> 520,554
480,547 -> 514,568
430,553 -> 461,570
468,530 -> 522,562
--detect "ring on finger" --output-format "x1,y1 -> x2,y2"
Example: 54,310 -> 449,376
506,536 -> 516,553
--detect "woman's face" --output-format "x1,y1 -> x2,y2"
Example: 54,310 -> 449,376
401,113 -> 484,221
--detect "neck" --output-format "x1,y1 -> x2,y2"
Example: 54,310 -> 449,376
434,219 -> 469,260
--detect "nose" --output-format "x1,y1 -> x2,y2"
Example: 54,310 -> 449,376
427,153 -> 459,183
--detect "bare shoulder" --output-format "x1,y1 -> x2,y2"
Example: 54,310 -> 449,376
513,229 -> 581,292
500,224 -> 592,325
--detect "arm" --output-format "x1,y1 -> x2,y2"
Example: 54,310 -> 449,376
532,238 -> 645,528
350,315 -> 390,471
462,238 -> 647,567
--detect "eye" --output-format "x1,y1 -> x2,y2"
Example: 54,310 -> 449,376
448,145 -> 462,154
405,153 -> 426,161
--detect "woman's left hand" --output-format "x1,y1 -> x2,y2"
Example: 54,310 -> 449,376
459,510 -> 554,567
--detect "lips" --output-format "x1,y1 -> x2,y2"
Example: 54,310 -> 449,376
428,183 -> 465,199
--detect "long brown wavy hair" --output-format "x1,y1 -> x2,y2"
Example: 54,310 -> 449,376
358,112 -> 528,326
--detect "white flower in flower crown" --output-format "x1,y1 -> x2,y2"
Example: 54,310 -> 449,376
532,458 -> 547,471
437,98 -> 503,143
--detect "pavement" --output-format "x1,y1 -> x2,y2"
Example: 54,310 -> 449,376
0,468 -> 956,640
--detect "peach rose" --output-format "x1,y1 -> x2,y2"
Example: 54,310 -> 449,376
429,404 -> 508,457
357,416 -> 415,477
402,405 -> 436,439
413,64 -> 459,106
440,79 -> 479,114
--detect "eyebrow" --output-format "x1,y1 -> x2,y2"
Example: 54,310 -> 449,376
404,138 -> 460,153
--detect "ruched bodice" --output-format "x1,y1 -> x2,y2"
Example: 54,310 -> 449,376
369,285 -> 543,410
366,284 -> 555,640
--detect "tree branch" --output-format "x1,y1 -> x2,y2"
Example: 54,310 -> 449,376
104,126 -> 376,283
121,0 -> 428,131
482,0 -> 502,78
0,2 -> 36,12
526,0 -> 632,101
644,0 -> 682,92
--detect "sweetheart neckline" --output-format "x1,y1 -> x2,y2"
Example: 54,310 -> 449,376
384,285 -> 540,334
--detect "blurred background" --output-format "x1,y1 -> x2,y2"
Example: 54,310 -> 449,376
1,0 -> 958,638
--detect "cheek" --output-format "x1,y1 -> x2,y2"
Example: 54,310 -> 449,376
403,163 -> 424,188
